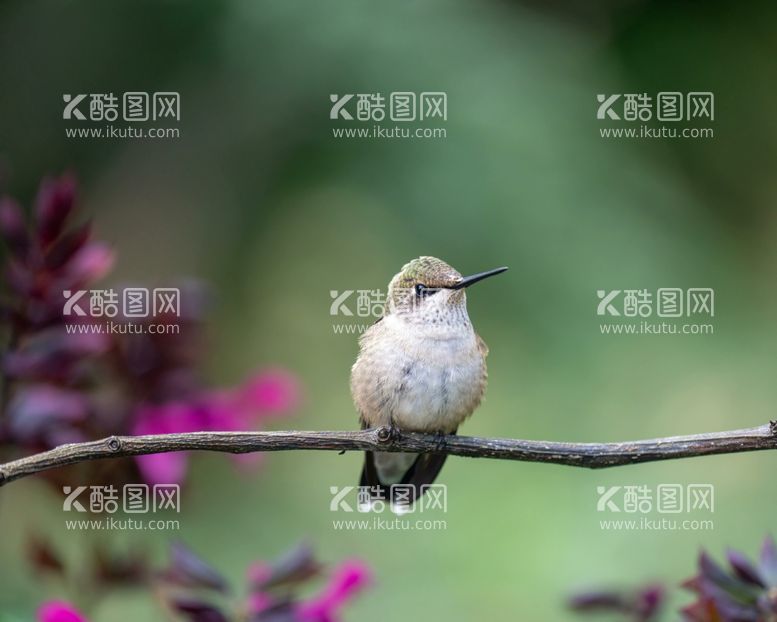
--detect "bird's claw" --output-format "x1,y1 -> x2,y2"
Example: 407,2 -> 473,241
433,431 -> 448,452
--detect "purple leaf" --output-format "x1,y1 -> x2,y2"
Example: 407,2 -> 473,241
249,543 -> 321,591
0,197 -> 29,257
727,549 -> 765,587
173,599 -> 229,622
27,535 -> 64,576
44,221 -> 92,271
5,259 -> 33,296
568,590 -> 629,613
8,385 -> 89,442
159,541 -> 229,592
699,551 -> 751,595
35,175 -> 76,247
249,602 -> 299,622
760,536 -> 777,586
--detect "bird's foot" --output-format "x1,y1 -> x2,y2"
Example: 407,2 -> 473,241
433,430 -> 449,452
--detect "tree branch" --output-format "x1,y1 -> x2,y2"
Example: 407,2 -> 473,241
1,422 -> 777,487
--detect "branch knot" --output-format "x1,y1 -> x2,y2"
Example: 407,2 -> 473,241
376,426 -> 393,444
106,436 -> 122,452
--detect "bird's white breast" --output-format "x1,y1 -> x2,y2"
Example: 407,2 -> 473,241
352,314 -> 486,433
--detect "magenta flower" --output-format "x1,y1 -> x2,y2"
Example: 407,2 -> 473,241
37,601 -> 88,622
133,369 -> 301,485
238,370 -> 300,415
297,560 -> 373,622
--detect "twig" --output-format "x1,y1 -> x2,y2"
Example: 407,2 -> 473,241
1,423 -> 777,488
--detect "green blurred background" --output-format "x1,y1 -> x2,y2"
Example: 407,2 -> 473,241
1,0 -> 776,619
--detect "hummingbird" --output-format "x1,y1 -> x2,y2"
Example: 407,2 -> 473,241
350,256 -> 507,503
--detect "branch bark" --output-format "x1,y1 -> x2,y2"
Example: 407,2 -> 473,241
1,422 -> 777,487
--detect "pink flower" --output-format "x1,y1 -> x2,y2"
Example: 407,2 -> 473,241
238,369 -> 301,416
59,241 -> 115,289
297,560 -> 373,622
37,601 -> 88,622
132,402 -> 204,486
132,369 -> 301,485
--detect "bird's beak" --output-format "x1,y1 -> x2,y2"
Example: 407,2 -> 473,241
450,266 -> 509,290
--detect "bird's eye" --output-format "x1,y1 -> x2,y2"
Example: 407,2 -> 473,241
414,283 -> 438,299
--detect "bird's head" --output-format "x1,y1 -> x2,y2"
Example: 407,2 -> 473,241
387,256 -> 507,325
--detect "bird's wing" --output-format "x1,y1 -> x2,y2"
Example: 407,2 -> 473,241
476,332 -> 489,357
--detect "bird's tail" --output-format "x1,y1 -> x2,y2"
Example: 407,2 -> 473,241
360,450 -> 450,506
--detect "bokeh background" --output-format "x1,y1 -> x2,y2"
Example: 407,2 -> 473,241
1,0 -> 776,619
